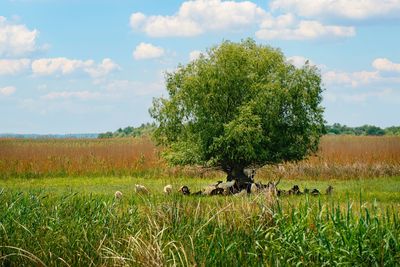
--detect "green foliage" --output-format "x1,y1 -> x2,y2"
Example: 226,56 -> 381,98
326,123 -> 400,136
150,39 -> 325,172
385,126 -> 400,135
0,179 -> 399,266
98,123 -> 156,138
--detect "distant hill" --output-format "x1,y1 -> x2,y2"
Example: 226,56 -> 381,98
0,133 -> 99,139
98,123 -> 156,138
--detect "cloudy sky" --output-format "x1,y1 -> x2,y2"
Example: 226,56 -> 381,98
1,0 -> 399,134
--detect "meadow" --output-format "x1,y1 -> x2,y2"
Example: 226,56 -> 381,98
0,136 -> 400,266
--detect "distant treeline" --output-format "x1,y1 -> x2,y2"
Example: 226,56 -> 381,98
326,123 -> 400,136
98,123 -> 156,138
97,122 -> 400,139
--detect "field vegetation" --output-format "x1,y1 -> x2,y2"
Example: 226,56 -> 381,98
1,135 -> 399,179
1,135 -> 399,266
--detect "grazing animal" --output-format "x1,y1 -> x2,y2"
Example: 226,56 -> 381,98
210,187 -> 224,196
114,191 -> 123,199
277,189 -> 286,196
135,184 -> 149,194
179,185 -> 191,195
163,184 -> 173,195
249,169 -> 256,183
311,189 -> 320,196
250,183 -> 259,194
217,180 -> 236,190
326,185 -> 333,195
234,189 -> 248,197
288,185 -> 301,195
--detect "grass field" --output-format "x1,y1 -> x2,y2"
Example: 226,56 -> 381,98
1,136 -> 400,266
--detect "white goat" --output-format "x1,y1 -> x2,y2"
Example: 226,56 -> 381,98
135,184 -> 149,194
217,180 -> 236,189
114,190 -> 123,199
163,184 -> 173,194
250,183 -> 259,194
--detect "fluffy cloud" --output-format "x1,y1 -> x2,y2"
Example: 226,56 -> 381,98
130,0 -> 266,37
133,43 -> 164,60
0,58 -> 30,75
324,88 -> 396,103
287,55 -> 315,68
270,0 -> 400,20
31,57 -> 119,77
189,50 -> 202,61
32,57 -> 92,75
0,16 -> 39,56
41,91 -> 101,100
0,86 -> 16,96
322,57 -> 400,88
256,14 -> 355,40
372,58 -> 400,73
84,58 -> 121,78
323,70 -> 380,87
105,79 -> 164,96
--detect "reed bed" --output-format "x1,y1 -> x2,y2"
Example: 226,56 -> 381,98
0,189 -> 398,266
0,135 -> 400,179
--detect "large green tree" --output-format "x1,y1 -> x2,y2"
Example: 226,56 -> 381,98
150,39 -> 325,185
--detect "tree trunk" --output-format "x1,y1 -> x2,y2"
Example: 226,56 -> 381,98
226,166 -> 252,192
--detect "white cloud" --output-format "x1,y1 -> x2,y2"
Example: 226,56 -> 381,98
41,91 -> 101,100
0,86 -> 16,96
325,88 -> 396,103
133,43 -> 164,60
323,70 -> 380,87
287,56 -> 315,68
372,58 -> 400,73
31,57 -> 120,77
130,0 -> 266,37
32,57 -> 92,75
256,14 -> 355,40
270,0 -> 400,20
105,79 -> 164,96
0,58 -> 30,75
189,50 -> 202,61
84,58 -> 120,78
0,16 -> 39,56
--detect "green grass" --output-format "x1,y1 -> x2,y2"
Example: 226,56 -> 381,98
1,176 -> 399,266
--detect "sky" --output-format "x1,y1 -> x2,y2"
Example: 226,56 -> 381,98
0,0 -> 399,134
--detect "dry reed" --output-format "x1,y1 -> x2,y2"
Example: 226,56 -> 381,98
0,135 -> 399,179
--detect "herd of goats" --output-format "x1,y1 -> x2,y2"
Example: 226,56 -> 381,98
114,176 -> 334,199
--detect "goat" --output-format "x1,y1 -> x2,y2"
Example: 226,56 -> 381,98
163,184 -> 173,195
288,185 -> 301,195
114,191 -> 123,199
179,185 -> 191,195
311,189 -> 320,196
135,184 -> 149,194
217,180 -> 236,190
210,187 -> 225,195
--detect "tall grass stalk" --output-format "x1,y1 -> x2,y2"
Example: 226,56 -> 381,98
1,190 -> 399,266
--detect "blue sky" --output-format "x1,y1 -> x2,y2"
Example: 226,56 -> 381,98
0,0 -> 399,134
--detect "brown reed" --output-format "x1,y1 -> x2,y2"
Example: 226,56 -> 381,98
0,135 -> 399,179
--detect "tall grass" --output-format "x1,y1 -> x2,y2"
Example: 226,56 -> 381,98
0,190 -> 399,266
1,135 -> 400,179
260,135 -> 400,179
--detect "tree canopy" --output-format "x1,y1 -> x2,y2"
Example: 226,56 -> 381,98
150,39 -> 325,183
